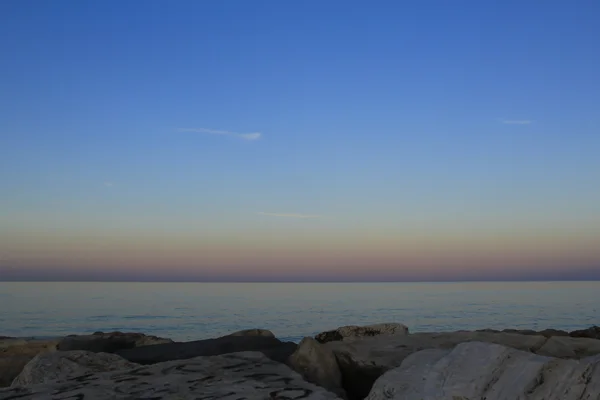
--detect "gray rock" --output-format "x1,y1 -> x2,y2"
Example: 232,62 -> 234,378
11,350 -> 137,387
289,337 -> 346,398
478,328 -> 569,338
323,331 -> 547,400
366,341 -> 600,400
0,351 -> 342,400
116,335 -> 297,365
315,323 -> 409,344
536,335 -> 600,358
0,339 -> 60,387
57,331 -> 172,353
225,328 -> 276,338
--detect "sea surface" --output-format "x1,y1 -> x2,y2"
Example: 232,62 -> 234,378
1,281 -> 599,342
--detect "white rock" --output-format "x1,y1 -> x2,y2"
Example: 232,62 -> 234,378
366,341 -> 600,400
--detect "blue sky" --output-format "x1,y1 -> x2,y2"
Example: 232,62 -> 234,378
1,0 -> 599,281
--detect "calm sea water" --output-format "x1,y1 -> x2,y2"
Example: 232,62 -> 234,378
1,282 -> 598,342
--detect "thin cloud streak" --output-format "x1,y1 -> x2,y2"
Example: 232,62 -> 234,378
501,119 -> 533,125
103,181 -> 114,187
179,128 -> 262,141
258,212 -> 322,219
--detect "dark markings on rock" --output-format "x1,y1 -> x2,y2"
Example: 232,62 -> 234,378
1,392 -> 33,400
124,368 -> 154,376
114,376 -> 139,383
315,331 -> 344,344
71,373 -> 97,382
171,364 -> 211,374
222,362 -> 250,370
274,377 -> 295,385
56,394 -> 85,400
244,373 -> 292,383
50,384 -> 89,395
525,367 -> 546,394
269,388 -> 313,400
187,375 -> 216,384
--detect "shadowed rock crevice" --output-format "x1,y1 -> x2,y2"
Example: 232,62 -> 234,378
115,335 -> 297,365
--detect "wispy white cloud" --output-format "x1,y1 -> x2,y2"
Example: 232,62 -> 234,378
258,212 -> 322,219
500,119 -> 533,125
103,181 -> 114,187
179,128 -> 262,141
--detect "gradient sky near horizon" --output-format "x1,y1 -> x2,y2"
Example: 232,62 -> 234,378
1,0 -> 600,281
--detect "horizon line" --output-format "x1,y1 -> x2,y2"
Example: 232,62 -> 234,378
2,279 -> 599,283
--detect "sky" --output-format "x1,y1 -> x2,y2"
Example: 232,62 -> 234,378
1,0 -> 599,282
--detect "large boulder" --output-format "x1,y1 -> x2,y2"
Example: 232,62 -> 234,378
366,341 -> 600,400
570,325 -> 600,340
315,323 -> 409,344
323,331 -> 548,400
56,331 -> 172,353
116,334 -> 297,365
288,337 -> 346,398
324,329 -> 600,400
11,350 -> 137,387
0,339 -> 60,387
0,351 -> 342,400
225,328 -> 276,338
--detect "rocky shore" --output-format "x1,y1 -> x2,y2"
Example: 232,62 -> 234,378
2,324 -> 600,399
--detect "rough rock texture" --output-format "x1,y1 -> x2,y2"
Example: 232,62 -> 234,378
11,350 -> 137,387
0,351 -> 342,400
571,325 -> 600,340
324,331 -> 547,400
11,350 -> 138,386
289,337 -> 346,399
315,323 -> 409,344
116,335 -> 297,365
366,341 -> 600,400
536,335 -> 600,358
0,339 -> 60,387
57,331 -> 173,353
225,328 -> 276,338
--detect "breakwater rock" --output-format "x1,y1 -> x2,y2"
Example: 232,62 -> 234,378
2,324 -> 600,399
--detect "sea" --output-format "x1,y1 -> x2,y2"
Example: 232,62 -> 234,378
1,281 -> 599,343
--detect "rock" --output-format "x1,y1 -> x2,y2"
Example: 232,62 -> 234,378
0,351 -> 342,400
323,331 -> 547,400
56,331 -> 172,353
11,350 -> 137,387
570,325 -> 600,340
315,323 -> 409,344
477,328 -> 569,338
289,337 -> 346,398
0,339 -> 59,387
225,328 -> 276,338
366,341 -> 600,400
116,335 -> 297,365
537,336 -> 600,358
